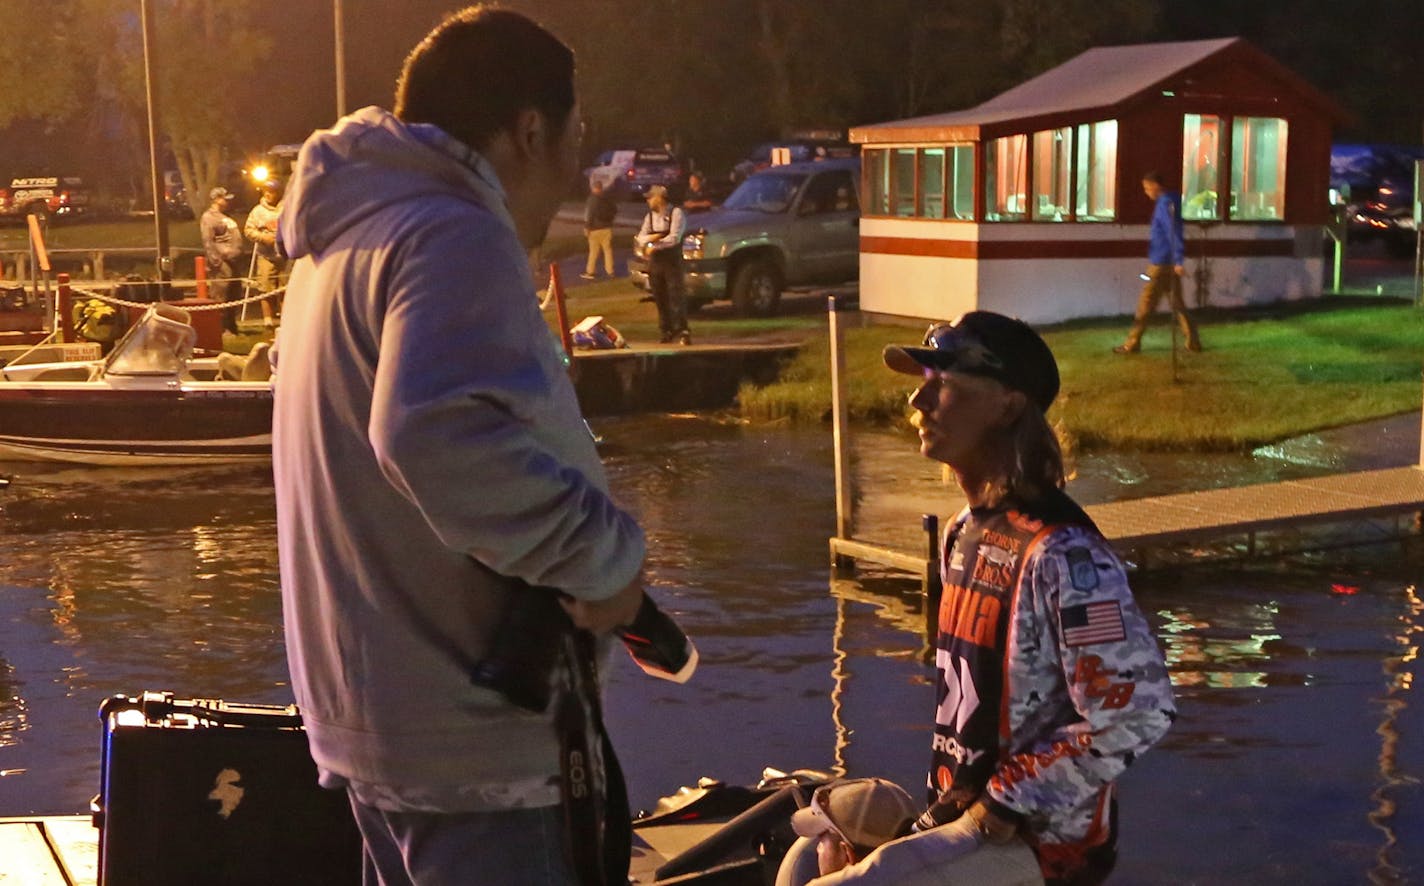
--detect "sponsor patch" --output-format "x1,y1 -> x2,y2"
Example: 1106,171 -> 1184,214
1062,601 -> 1125,647
1065,547 -> 1099,591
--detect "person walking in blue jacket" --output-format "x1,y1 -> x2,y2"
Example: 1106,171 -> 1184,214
1114,171 -> 1202,354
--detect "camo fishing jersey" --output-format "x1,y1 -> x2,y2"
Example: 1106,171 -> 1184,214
929,489 -> 1175,884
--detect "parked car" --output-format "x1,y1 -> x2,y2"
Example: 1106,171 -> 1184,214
163,170 -> 193,219
627,158 -> 860,316
585,147 -> 685,199
0,175 -> 90,223
731,138 -> 857,182
1331,143 -> 1423,258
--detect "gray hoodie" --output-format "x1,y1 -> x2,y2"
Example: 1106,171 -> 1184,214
272,107 -> 645,812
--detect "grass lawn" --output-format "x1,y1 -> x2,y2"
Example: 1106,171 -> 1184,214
0,217 -> 203,252
16,219 -> 1423,453
552,276 -> 826,344
735,297 -> 1424,452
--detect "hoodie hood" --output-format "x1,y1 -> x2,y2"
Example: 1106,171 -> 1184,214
280,106 -> 513,261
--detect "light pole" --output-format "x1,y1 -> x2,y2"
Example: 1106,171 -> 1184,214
139,0 -> 171,284
334,0 -> 347,118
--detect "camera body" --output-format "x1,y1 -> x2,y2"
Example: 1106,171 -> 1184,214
469,587 -> 696,712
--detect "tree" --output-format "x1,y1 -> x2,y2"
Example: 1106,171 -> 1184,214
0,0 -> 271,216
0,3 -> 84,126
151,0 -> 271,216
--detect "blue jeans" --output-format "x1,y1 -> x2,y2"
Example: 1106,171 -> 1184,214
348,794 -> 575,886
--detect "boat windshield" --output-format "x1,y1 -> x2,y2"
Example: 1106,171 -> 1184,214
103,305 -> 197,376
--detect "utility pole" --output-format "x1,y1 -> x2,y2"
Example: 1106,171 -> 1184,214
334,0 -> 347,119
140,0 -> 172,284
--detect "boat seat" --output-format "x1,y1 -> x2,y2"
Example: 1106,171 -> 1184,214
217,341 -> 272,382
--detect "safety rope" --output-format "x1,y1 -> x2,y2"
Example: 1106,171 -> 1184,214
67,285 -> 286,312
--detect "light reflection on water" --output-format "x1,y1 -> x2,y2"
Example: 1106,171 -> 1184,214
0,415 -> 1421,882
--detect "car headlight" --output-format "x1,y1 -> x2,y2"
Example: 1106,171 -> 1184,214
683,231 -> 705,260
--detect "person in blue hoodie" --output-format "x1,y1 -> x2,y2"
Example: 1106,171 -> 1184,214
1114,171 -> 1202,354
271,7 -> 647,884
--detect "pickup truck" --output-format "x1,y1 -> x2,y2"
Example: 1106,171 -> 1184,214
0,176 -> 90,222
628,158 -> 859,316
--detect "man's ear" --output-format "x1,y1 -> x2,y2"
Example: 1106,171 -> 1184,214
509,107 -> 547,160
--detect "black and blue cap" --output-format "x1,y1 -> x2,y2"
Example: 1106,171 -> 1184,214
883,311 -> 1060,412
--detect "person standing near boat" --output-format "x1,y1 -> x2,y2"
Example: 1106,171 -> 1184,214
787,313 -> 1175,885
243,179 -> 285,329
200,187 -> 243,335
271,7 -> 647,884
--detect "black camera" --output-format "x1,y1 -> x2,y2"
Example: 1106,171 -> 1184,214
468,586 -> 570,713
469,586 -> 698,713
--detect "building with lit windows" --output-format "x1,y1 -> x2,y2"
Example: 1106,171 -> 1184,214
850,38 -> 1346,323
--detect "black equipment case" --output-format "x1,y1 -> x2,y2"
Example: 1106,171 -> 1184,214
93,691 -> 362,885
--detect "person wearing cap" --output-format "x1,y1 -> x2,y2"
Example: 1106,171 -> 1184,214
201,186 -> 245,334
802,312 -> 1176,886
1114,171 -> 1202,354
244,179 -> 286,329
777,778 -> 919,884
634,183 -> 691,344
580,179 -> 618,280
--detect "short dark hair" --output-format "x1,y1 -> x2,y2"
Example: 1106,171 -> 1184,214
1142,171 -> 1164,185
394,5 -> 575,152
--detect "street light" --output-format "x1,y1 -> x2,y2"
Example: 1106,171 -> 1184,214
139,0 -> 171,284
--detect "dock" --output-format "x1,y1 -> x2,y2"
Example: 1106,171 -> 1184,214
0,816 -> 96,886
572,342 -> 798,416
830,464 -> 1424,586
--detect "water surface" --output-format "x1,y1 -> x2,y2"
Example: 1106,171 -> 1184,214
1,415 -> 1420,883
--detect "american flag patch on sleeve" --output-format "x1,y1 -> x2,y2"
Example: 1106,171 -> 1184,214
1062,601 -> 1126,647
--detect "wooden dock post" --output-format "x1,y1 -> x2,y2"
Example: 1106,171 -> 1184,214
922,513 -> 941,640
829,295 -> 853,559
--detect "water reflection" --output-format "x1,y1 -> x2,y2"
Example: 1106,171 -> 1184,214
0,652 -> 24,757
0,417 -> 1421,881
1369,583 -> 1423,884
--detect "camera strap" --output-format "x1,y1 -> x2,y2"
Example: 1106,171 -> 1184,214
555,630 -> 631,886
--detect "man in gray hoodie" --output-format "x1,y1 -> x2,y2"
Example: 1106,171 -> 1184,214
272,7 -> 646,884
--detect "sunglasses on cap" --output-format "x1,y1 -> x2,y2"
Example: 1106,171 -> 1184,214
919,323 -> 1006,375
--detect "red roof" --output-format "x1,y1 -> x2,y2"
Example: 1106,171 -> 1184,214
852,37 -> 1347,144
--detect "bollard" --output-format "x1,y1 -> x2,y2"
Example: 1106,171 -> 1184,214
194,254 -> 208,300
57,273 -> 74,342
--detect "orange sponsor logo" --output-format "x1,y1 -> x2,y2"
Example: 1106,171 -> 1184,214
939,586 -> 1002,649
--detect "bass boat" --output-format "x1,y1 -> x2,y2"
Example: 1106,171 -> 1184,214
0,304 -> 271,466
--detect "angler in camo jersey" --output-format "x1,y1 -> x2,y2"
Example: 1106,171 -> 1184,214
792,312 -> 1176,886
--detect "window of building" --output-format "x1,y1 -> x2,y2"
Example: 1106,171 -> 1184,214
985,135 -> 1027,221
892,148 -> 917,217
864,149 -> 890,216
950,146 -> 974,220
1075,119 -> 1117,221
1181,114 -> 1222,220
1231,116 -> 1287,220
1032,128 -> 1072,221
918,149 -> 946,218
